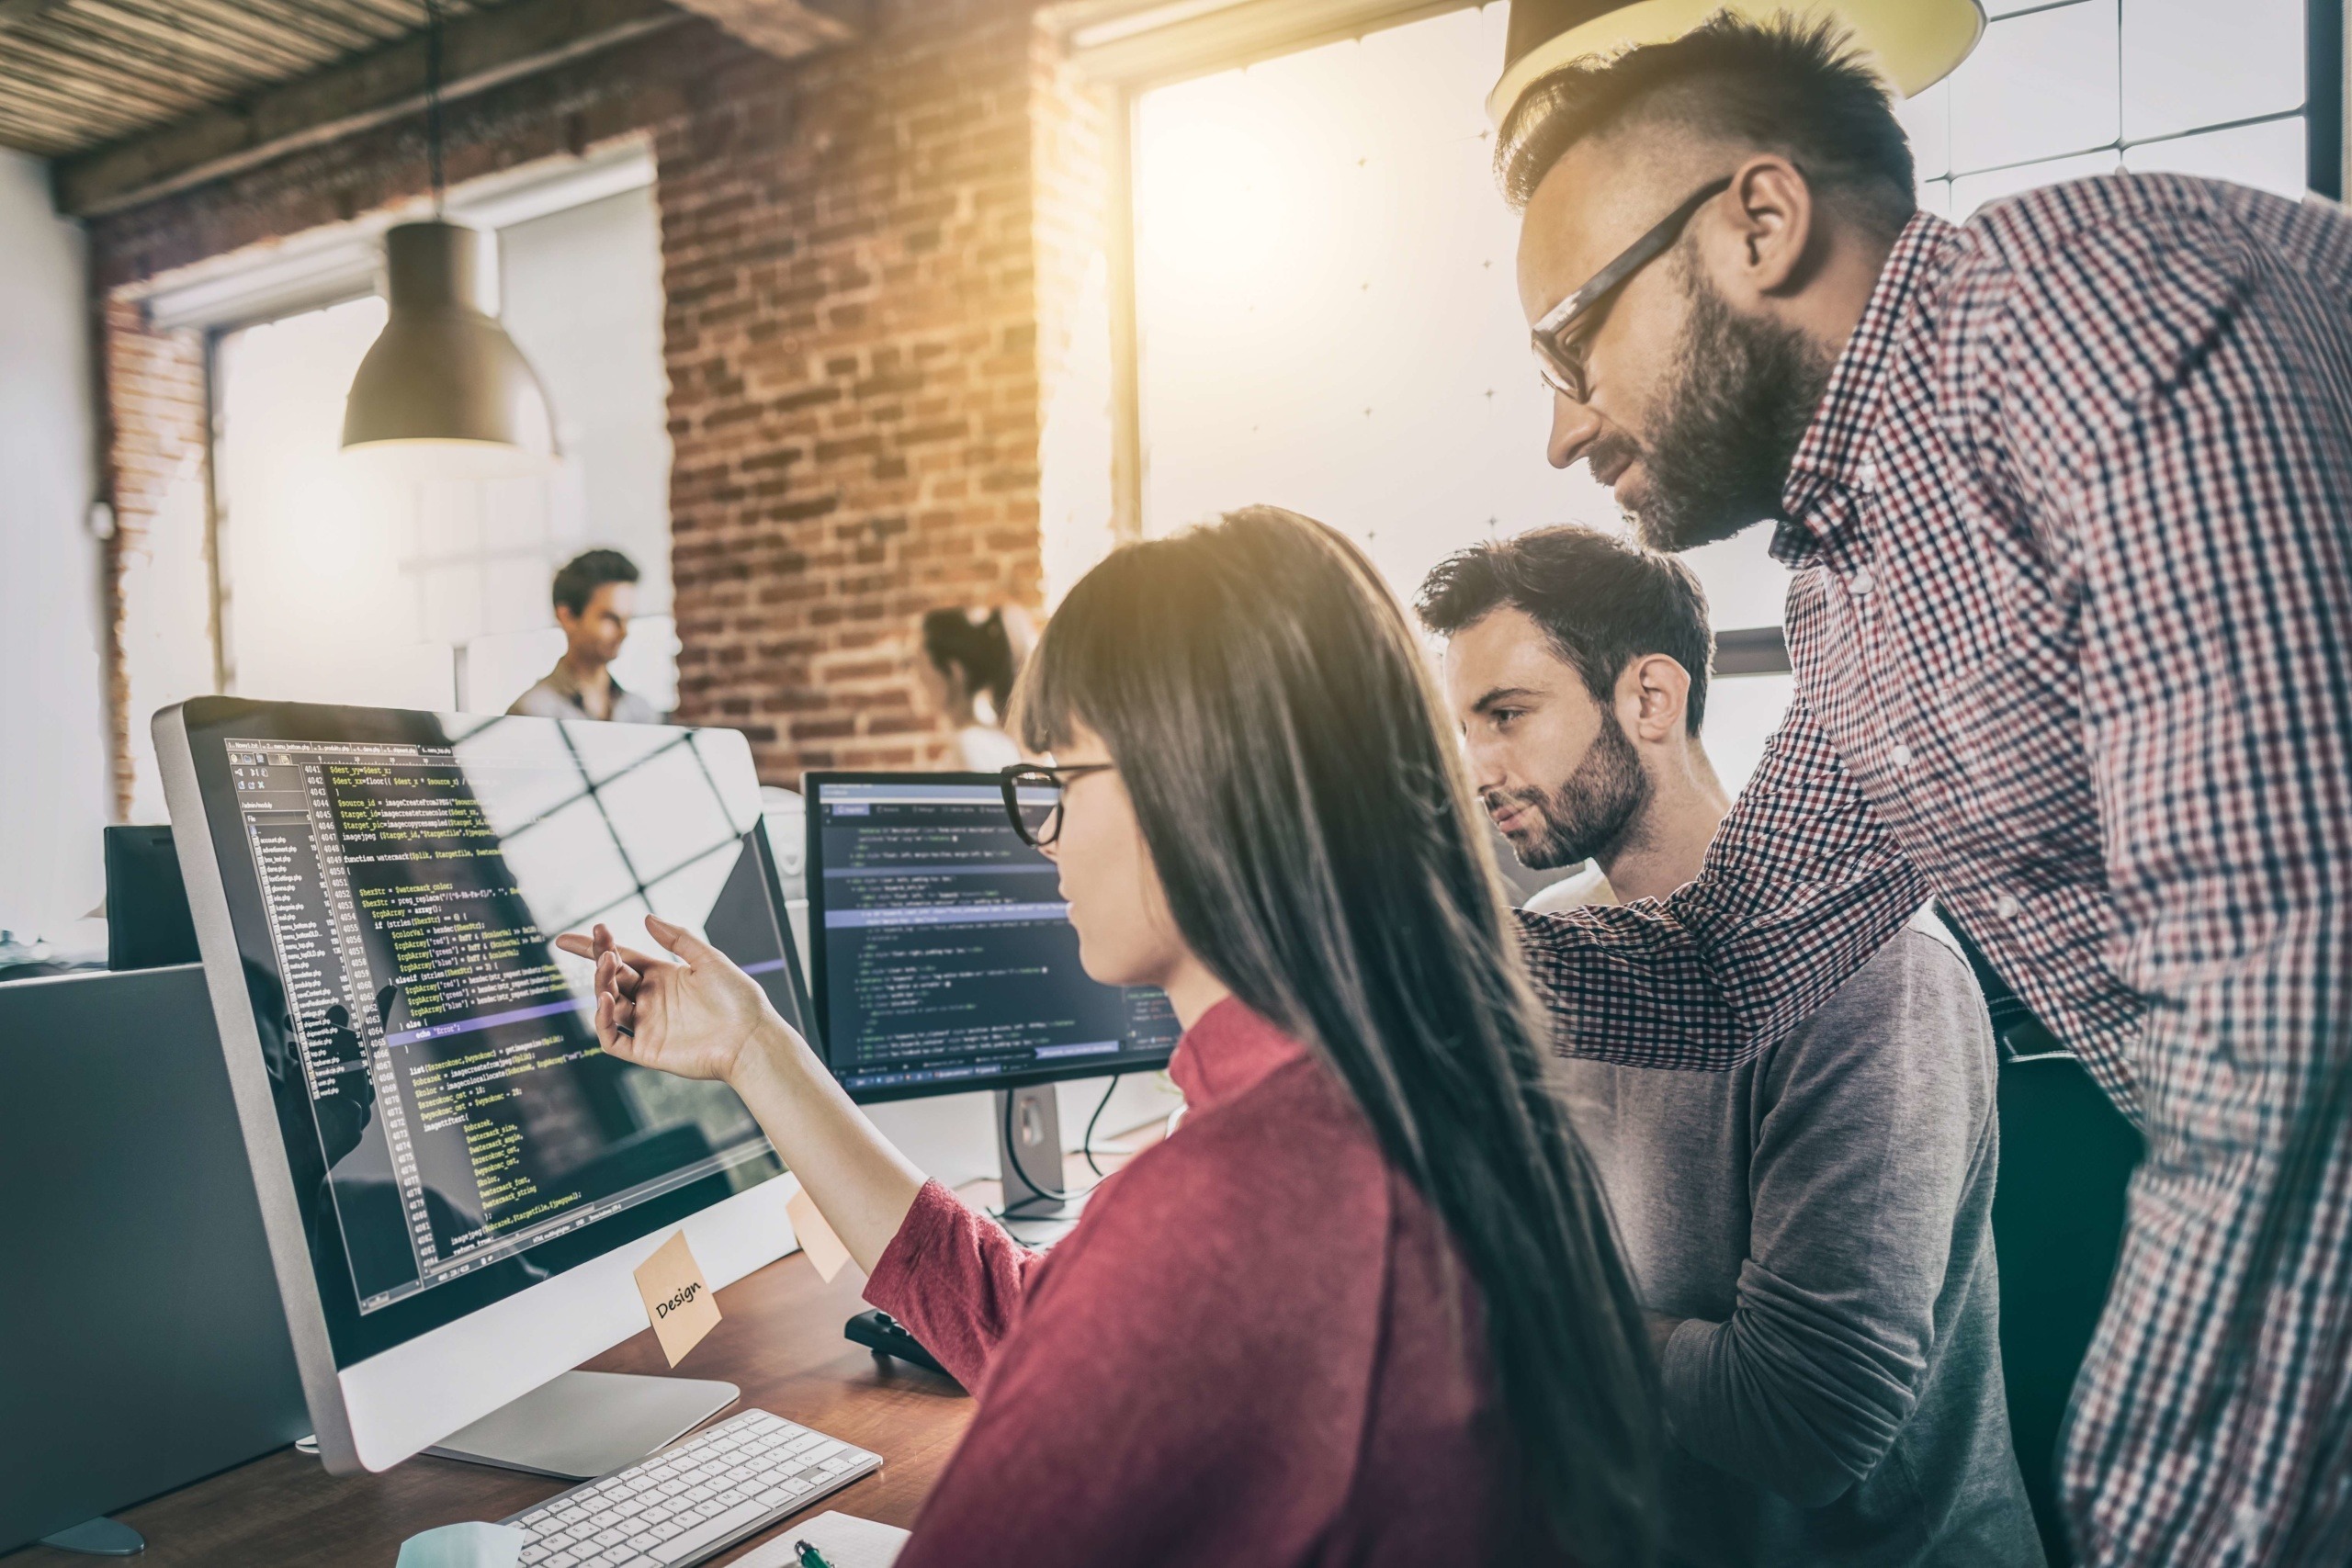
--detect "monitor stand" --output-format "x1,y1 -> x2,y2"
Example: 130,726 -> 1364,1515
38,1517 -> 144,1557
995,1084 -> 1087,1247
423,1369 -> 739,1481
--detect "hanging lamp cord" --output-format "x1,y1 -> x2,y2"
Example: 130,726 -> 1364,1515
424,0 -> 447,213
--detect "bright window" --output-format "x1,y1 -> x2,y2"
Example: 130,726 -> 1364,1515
210,183 -> 676,717
1130,1 -> 2323,805
1132,5 -> 1792,796
1911,0 -> 2312,216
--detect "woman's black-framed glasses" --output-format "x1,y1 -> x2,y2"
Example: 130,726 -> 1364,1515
1530,175 -> 1733,403
1001,762 -> 1115,849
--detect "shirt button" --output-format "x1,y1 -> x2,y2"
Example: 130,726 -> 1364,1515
1993,892 -> 2023,920
1853,459 -> 1879,491
1889,741 -> 1912,768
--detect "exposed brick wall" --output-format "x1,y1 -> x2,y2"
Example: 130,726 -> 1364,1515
98,298 -> 209,818
658,0 -> 1069,777
87,0 -> 1115,793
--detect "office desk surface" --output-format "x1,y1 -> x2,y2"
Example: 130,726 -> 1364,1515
10,1250 -> 968,1567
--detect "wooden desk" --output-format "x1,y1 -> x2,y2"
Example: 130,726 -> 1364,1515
6,1133 -> 1161,1568
9,1250 -> 968,1567
8,1116 -> 1161,1568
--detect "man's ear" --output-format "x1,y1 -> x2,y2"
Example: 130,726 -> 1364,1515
1702,152 -> 1818,301
1617,653 -> 1691,744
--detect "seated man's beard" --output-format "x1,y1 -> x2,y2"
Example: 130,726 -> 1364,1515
1625,254 -> 1834,554
1487,709 -> 1651,872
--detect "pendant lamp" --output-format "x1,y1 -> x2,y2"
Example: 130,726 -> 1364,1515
1489,0 -> 1985,127
342,0 -> 554,476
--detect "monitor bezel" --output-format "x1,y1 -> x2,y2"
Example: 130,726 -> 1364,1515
157,696 -> 809,1473
798,769 -> 1178,1105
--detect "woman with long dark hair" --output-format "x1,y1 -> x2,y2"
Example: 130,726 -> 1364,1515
560,506 -> 1660,1565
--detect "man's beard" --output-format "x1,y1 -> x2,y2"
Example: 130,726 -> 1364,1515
1610,254 -> 1836,554
1486,709 -> 1652,872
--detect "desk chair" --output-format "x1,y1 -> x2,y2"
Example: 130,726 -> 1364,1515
1992,1034 -> 2143,1567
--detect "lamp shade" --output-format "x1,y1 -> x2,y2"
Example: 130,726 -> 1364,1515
1490,0 -> 1984,125
340,220 -> 556,477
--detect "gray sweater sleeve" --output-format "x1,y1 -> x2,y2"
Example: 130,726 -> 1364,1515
1655,928 -> 1998,1506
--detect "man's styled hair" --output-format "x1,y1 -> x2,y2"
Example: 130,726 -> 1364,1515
1496,14 -> 1916,240
1417,525 -> 1714,735
551,548 -> 640,617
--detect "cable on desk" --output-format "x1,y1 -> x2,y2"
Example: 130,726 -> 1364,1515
1081,1073 -> 1121,1179
999,1074 -> 1122,1209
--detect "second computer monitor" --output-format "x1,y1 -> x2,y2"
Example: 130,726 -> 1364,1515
801,773 -> 1180,1100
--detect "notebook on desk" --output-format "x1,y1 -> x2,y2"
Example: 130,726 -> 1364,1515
735,1511 -> 908,1568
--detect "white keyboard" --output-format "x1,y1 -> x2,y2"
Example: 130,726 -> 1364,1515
503,1408 -> 883,1567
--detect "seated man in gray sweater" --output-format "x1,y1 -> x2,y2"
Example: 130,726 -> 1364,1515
1418,525 -> 2041,1567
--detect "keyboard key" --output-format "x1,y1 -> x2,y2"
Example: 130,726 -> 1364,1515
651,1500 -> 770,1565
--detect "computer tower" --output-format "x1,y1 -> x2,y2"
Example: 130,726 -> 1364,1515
0,964 -> 309,1552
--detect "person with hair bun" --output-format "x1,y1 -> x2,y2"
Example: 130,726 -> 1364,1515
916,605 -> 1032,771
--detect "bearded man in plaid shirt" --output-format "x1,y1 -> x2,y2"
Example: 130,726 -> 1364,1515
1489,15 -> 2352,1565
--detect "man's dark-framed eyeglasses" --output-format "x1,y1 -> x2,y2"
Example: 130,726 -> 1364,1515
1530,175 -> 1733,404
1001,762 -> 1116,849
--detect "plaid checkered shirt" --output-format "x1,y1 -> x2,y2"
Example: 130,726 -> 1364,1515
1516,174 -> 2352,1564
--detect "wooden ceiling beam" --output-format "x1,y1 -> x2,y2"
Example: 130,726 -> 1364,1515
0,53 -> 198,144
662,0 -> 859,60
0,0 -> 70,31
0,17 -> 253,106
172,0 -> 395,61
53,0 -> 684,217
51,1 -> 345,81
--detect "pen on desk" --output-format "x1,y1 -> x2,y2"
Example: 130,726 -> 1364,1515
794,1541 -> 836,1568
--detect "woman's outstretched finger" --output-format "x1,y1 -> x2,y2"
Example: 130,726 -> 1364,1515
608,943 -> 665,979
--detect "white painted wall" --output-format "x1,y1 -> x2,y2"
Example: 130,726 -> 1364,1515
0,150 -> 108,947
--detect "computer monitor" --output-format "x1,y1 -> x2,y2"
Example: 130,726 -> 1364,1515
155,697 -> 812,1476
103,824 -> 200,970
799,772 -> 1181,1102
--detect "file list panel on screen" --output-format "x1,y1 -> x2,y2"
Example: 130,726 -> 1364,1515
810,779 -> 1179,1097
224,732 -> 778,1320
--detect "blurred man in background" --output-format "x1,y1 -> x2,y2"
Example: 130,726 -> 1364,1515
510,548 -> 663,724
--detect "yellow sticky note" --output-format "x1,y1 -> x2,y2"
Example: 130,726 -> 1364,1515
787,1183 -> 851,1283
633,1231 -> 720,1367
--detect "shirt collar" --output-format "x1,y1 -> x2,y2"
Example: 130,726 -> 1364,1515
541,658 -> 628,708
1773,209 -> 1961,564
1166,998 -> 1310,1115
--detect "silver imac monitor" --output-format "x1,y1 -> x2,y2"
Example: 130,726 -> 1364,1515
155,698 -> 811,1475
